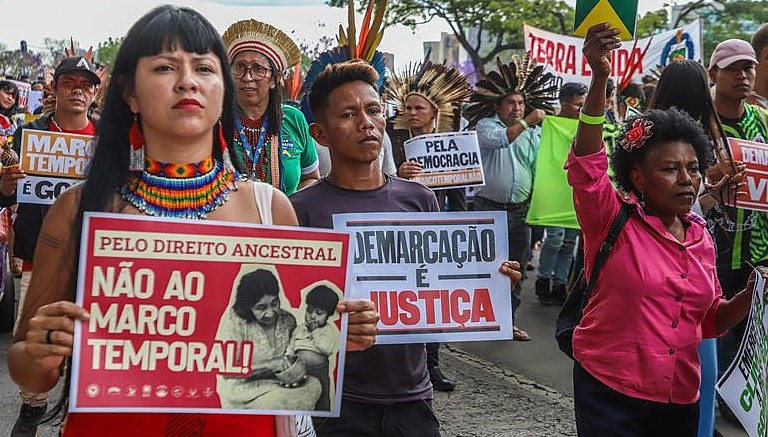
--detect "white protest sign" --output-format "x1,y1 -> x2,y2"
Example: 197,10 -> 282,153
18,129 -> 94,205
524,20 -> 702,86
333,211 -> 512,344
717,268 -> 768,437
404,131 -> 485,190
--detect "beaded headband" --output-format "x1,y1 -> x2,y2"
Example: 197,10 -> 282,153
619,118 -> 654,152
222,19 -> 301,72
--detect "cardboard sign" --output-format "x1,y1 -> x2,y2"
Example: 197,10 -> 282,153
403,131 -> 485,190
71,213 -> 351,417
716,268 -> 768,437
17,129 -> 94,205
574,0 -> 638,40
333,211 -> 512,344
727,138 -> 768,211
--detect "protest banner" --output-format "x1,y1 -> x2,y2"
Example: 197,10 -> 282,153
333,211 -> 512,344
716,268 -> 768,437
574,0 -> 638,40
524,21 -> 701,86
10,80 -> 30,109
71,213 -> 351,417
404,131 -> 484,190
17,129 -> 94,205
726,138 -> 768,212
27,90 -> 44,114
527,116 -> 580,229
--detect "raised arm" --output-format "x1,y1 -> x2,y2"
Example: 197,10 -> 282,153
574,23 -> 621,157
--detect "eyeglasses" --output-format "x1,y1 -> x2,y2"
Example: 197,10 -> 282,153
232,63 -> 273,81
58,79 -> 96,93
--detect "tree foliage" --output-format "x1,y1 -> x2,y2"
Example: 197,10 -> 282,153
327,0 -> 573,73
96,37 -> 123,69
635,9 -> 669,38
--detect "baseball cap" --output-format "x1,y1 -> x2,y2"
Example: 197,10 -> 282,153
709,39 -> 758,70
53,56 -> 101,85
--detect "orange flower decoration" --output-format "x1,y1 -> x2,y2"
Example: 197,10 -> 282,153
619,118 -> 654,152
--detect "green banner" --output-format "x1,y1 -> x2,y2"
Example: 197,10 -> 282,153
527,117 -> 620,228
527,116 -> 580,229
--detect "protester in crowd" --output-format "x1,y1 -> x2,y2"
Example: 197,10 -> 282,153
386,59 -> 473,391
707,37 -> 768,426
216,269 -> 322,411
751,23 -> 768,109
1,55 -> 101,437
222,19 -> 320,195
6,6 -> 377,436
569,23 -> 756,435
464,55 -> 556,341
534,82 -> 586,306
292,59 -> 523,437
0,80 -> 24,280
617,81 -> 645,120
648,58 -> 743,437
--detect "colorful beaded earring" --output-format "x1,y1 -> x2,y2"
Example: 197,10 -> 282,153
129,114 -> 145,171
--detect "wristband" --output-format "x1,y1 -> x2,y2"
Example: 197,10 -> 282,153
518,118 -> 529,129
579,110 -> 606,125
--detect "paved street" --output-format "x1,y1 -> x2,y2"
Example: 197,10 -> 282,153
0,263 -> 751,436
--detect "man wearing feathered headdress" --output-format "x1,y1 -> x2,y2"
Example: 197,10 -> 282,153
222,19 -> 320,195
465,54 -> 556,342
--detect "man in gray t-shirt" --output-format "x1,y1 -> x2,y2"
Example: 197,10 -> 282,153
293,60 -> 441,436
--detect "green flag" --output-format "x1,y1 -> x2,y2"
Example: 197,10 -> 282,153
527,117 -> 619,228
574,0 -> 638,40
527,116 -> 580,229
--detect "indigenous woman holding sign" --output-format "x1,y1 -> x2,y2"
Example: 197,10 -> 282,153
7,5 -> 378,436
568,23 -> 757,435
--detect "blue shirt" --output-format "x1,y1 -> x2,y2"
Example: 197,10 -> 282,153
475,114 -> 541,204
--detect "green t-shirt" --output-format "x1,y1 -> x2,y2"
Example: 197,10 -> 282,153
233,104 -> 318,196
713,104 -> 768,269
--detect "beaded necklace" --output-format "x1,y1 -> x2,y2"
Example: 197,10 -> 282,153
119,156 -> 246,219
236,114 -> 281,189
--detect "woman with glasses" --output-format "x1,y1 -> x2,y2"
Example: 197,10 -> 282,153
222,20 -> 319,196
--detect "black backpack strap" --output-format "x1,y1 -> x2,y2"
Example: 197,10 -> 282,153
581,202 -> 632,306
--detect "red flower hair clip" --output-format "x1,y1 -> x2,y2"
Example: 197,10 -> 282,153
619,118 -> 654,152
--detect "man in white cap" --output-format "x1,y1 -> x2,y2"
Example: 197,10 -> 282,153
707,38 -> 768,425
222,19 -> 319,195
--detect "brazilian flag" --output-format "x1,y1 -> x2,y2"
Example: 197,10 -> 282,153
574,0 -> 638,40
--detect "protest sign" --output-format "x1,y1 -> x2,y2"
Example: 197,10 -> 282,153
27,90 -> 44,114
727,138 -> 768,212
10,80 -> 30,109
716,268 -> 768,437
527,116 -> 580,229
404,131 -> 484,190
524,21 -> 701,86
17,129 -> 94,205
333,211 -> 512,344
71,213 -> 351,417
574,0 -> 638,40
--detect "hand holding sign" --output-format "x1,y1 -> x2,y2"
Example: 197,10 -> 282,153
0,165 -> 25,196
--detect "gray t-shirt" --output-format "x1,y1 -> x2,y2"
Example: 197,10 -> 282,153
290,176 -> 438,404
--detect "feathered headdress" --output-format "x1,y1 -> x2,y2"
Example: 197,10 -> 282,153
43,38 -> 109,116
465,54 -> 557,129
222,19 -> 301,72
388,57 -> 472,132
300,0 -> 388,123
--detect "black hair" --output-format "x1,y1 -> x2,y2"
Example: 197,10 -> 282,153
611,108 -> 713,195
558,82 -> 588,103
0,80 -> 20,116
752,23 -> 768,57
43,4 -> 241,424
308,59 -> 379,121
232,269 -> 281,323
606,77 -> 615,99
305,285 -> 339,315
649,60 -> 714,125
619,82 -> 645,104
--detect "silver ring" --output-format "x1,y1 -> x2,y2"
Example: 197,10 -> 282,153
45,329 -> 54,345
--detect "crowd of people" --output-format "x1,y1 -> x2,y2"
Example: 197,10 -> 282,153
1,2 -> 767,436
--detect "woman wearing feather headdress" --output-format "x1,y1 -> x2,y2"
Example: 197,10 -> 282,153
465,54 -> 557,342
222,19 -> 320,196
